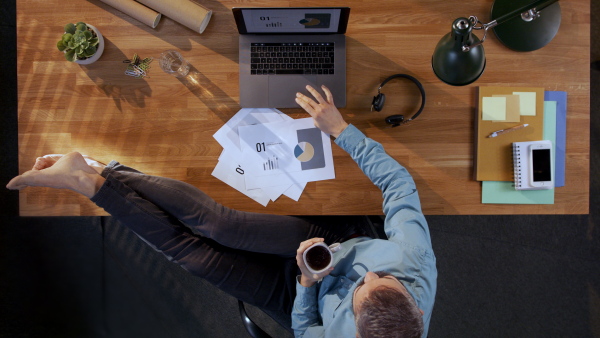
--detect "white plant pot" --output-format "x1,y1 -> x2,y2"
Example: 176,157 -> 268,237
74,24 -> 104,65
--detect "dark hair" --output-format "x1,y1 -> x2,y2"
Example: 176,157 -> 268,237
355,285 -> 424,338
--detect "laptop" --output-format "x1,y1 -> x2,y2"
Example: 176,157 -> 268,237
233,7 -> 350,108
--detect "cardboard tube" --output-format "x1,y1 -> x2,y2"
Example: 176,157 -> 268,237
99,0 -> 162,28
135,0 -> 212,33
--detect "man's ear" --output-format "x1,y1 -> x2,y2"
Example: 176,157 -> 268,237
420,309 -> 424,316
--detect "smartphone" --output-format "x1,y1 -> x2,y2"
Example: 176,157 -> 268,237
528,142 -> 554,189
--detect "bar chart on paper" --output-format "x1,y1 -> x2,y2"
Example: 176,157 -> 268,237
263,156 -> 280,171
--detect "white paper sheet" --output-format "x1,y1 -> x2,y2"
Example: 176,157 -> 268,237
238,118 -> 335,190
283,181 -> 307,201
211,148 -> 271,206
212,110 -> 333,206
213,108 -> 290,151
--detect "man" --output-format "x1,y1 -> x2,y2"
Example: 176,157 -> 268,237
293,86 -> 436,337
7,85 -> 436,337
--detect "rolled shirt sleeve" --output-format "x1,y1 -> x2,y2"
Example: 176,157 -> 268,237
292,277 -> 324,337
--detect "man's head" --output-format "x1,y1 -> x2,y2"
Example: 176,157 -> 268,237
352,271 -> 424,338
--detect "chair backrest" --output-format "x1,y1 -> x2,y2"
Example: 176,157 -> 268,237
238,300 -> 272,338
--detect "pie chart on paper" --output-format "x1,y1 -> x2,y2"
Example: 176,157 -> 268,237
294,142 -> 315,162
299,18 -> 321,26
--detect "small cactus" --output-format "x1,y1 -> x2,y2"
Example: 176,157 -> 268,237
57,22 -> 100,62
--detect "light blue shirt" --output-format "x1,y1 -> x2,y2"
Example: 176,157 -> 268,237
291,124 -> 437,337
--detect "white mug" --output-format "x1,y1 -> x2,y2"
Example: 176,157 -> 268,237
303,242 -> 342,275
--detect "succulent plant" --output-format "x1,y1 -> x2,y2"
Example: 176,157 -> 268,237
56,22 -> 100,62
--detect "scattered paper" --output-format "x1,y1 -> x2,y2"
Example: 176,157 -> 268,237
211,148 -> 271,206
239,118 -> 334,190
212,109 -> 335,206
283,181 -> 307,201
213,108 -> 291,151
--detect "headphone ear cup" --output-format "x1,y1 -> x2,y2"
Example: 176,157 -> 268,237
385,114 -> 405,127
372,93 -> 385,112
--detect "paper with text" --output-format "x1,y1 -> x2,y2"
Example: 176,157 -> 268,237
238,118 -> 335,190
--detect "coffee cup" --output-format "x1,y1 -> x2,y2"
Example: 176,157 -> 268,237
303,242 -> 342,275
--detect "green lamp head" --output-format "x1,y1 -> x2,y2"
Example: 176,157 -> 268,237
432,17 -> 486,86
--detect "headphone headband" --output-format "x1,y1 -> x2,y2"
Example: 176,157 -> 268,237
376,74 -> 426,124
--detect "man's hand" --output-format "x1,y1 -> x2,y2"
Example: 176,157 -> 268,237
296,238 -> 334,288
295,85 -> 349,138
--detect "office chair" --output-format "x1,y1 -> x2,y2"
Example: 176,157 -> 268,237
239,300 -> 273,338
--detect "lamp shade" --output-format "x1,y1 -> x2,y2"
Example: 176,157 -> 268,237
491,0 -> 561,52
432,17 -> 486,86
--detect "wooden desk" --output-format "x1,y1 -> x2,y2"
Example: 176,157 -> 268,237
16,0 -> 590,216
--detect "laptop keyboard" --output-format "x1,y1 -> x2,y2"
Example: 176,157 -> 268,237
250,42 -> 335,75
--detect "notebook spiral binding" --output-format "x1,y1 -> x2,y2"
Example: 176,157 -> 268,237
513,144 -> 523,188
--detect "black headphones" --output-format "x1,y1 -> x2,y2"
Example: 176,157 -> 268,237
371,74 -> 426,127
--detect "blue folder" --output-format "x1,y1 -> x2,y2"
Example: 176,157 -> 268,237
544,91 -> 567,187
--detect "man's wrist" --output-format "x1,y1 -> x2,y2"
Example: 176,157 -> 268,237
299,275 -> 317,288
331,122 -> 349,139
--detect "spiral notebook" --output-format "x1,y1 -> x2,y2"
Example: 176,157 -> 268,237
513,140 -> 553,191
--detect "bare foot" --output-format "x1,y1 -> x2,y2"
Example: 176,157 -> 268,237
33,154 -> 106,174
6,152 -> 105,198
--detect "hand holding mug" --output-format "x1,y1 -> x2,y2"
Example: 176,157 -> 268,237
296,238 -> 342,287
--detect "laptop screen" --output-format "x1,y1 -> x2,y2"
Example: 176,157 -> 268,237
233,7 -> 350,34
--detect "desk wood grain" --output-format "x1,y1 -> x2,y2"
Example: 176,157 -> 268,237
16,0 -> 590,216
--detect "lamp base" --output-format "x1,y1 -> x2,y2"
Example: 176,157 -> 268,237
491,0 -> 561,52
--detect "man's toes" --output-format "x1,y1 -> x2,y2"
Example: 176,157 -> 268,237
6,176 -> 22,190
43,154 -> 65,162
6,172 -> 33,190
32,158 -> 49,170
32,154 -> 65,171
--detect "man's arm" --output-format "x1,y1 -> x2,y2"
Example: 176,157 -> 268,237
334,125 -> 432,248
291,279 -> 322,337
291,87 -> 348,337
291,238 -> 334,337
296,85 -> 432,249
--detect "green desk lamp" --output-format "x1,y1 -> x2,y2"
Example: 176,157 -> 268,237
432,0 -> 561,86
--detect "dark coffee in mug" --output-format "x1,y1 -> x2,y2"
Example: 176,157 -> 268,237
305,245 -> 331,271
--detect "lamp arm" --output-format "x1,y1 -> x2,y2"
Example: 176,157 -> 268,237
462,17 -> 497,52
462,0 -> 559,52
494,0 -> 559,25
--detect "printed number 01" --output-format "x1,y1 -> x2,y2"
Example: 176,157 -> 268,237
256,142 -> 266,152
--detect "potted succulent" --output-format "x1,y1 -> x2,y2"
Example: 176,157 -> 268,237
56,22 -> 104,64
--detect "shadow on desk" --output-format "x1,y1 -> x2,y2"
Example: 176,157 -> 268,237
89,0 -> 238,64
80,36 -> 153,110
342,37 -> 462,214
176,65 -> 239,124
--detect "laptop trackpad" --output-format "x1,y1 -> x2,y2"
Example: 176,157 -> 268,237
268,75 -> 318,108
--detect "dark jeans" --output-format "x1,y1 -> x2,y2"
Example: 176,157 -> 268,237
90,161 -> 360,316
